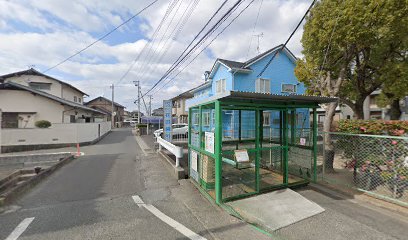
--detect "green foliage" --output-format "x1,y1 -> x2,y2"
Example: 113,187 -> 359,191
337,119 -> 408,136
296,0 -> 408,117
35,120 -> 51,128
136,124 -> 147,128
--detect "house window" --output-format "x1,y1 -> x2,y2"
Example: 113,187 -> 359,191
263,112 -> 271,126
255,78 -> 270,93
203,112 -> 210,126
281,84 -> 297,93
29,82 -> 51,91
318,115 -> 325,123
74,96 -> 77,102
216,79 -> 226,94
1,112 -> 18,128
193,113 -> 200,125
70,115 -> 76,123
78,98 -> 82,103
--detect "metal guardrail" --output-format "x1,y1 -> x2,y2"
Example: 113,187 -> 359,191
156,136 -> 183,167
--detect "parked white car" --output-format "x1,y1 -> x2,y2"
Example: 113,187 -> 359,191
154,123 -> 188,138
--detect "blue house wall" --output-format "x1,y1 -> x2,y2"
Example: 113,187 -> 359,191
211,64 -> 232,94
234,52 -> 306,94
186,47 -> 311,140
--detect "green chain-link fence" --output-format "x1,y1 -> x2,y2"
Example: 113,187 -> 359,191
318,132 -> 408,206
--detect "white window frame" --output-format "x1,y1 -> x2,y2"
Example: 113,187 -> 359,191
255,78 -> 271,94
216,79 -> 226,94
281,83 -> 297,93
29,82 -> 51,91
263,112 -> 271,126
203,112 -> 210,126
193,112 -> 200,125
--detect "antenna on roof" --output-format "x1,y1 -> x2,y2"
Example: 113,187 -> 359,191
253,33 -> 263,54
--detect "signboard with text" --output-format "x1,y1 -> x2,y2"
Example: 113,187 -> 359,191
205,132 -> 215,154
234,150 -> 250,163
163,100 -> 173,142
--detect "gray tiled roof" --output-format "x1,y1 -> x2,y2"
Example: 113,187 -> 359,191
85,96 -> 126,108
0,68 -> 88,96
218,59 -> 247,69
0,82 -> 107,115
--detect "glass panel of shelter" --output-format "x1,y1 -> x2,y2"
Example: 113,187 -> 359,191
221,109 -> 257,201
189,103 -> 316,203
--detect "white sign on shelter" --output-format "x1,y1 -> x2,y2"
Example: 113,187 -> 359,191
205,132 -> 214,154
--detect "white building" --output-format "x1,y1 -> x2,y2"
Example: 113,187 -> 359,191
0,68 -> 107,128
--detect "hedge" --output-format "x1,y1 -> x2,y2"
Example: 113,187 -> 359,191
337,120 -> 408,136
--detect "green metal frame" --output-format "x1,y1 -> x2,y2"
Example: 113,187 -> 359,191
188,99 -> 319,205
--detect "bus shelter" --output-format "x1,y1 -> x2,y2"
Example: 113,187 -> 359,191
188,91 -> 337,204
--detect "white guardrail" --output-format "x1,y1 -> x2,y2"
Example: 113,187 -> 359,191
156,136 -> 183,167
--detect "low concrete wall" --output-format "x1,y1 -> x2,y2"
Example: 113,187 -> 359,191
0,152 -> 72,167
1,122 -> 111,153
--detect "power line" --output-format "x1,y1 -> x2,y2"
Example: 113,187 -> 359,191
152,0 -> 256,95
115,0 -> 179,86
43,0 -> 160,73
142,0 -> 246,97
245,0 -> 264,59
162,0 -> 245,81
134,0 -> 184,82
257,0 -> 316,77
136,0 -> 200,84
166,0 -> 229,75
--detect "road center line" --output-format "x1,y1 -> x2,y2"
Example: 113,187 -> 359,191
5,217 -> 35,240
132,195 -> 207,240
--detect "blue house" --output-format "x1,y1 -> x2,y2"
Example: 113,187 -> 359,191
186,45 -> 309,140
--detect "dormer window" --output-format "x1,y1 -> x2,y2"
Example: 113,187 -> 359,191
29,82 -> 51,91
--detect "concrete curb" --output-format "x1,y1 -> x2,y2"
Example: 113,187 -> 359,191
131,130 -> 186,180
309,183 -> 408,215
157,151 -> 186,180
0,152 -> 71,167
0,154 -> 75,207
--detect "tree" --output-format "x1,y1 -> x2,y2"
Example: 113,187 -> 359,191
296,0 -> 408,171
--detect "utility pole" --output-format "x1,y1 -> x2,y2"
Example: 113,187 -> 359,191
148,95 -> 153,116
110,84 -> 115,128
133,81 -> 140,123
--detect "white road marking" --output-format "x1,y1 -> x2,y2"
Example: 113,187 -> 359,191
5,217 -> 35,240
132,195 -> 207,240
132,195 -> 145,207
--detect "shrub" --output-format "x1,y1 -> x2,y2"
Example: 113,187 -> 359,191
337,120 -> 408,136
35,120 -> 52,128
136,123 -> 147,128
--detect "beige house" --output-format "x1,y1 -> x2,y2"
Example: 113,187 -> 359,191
85,96 -> 126,124
171,91 -> 193,124
0,68 -> 107,128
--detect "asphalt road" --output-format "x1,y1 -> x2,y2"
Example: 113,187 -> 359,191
0,128 -> 269,240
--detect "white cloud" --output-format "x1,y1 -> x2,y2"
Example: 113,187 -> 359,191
0,0 -> 312,111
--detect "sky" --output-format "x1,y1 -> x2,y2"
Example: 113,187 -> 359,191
0,0 -> 312,112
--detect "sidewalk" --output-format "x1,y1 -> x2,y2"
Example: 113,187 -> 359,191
139,134 -> 408,240
136,134 -> 272,239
